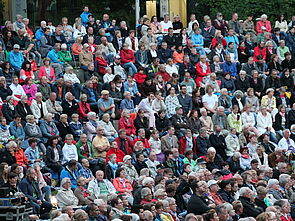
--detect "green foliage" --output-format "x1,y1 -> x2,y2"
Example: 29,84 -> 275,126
188,0 -> 295,23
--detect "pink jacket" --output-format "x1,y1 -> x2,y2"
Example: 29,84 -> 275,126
38,66 -> 56,82
112,177 -> 133,193
22,84 -> 38,101
256,20 -> 272,34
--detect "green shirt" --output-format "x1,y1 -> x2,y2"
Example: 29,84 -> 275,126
98,181 -> 108,195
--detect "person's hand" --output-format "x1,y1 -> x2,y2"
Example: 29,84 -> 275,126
209,203 -> 216,208
28,215 -> 39,220
111,113 -> 115,118
35,159 -> 41,162
37,200 -> 42,205
110,104 -> 115,109
186,113 -> 190,118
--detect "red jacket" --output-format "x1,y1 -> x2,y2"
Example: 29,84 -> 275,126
155,71 -> 171,82
95,56 -> 108,75
114,137 -> 134,155
15,149 -> 29,167
179,136 -> 197,155
134,72 -> 147,85
120,49 -> 135,64
106,147 -> 126,163
195,62 -> 211,87
211,37 -> 227,49
78,101 -> 91,120
133,137 -> 150,149
256,20 -> 272,34
112,177 -> 133,193
253,47 -> 267,61
118,117 -> 136,136
38,66 -> 56,82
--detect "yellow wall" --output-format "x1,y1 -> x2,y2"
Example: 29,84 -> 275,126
146,1 -> 157,19
3,0 -> 10,21
170,0 -> 187,28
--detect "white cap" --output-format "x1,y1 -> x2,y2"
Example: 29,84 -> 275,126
207,180 -> 218,187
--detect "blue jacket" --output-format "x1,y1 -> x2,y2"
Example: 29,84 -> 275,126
18,177 -> 43,202
191,33 -> 204,47
24,146 -> 41,165
9,52 -> 24,68
39,120 -> 59,143
120,99 -> 135,113
9,121 -> 25,140
222,61 -> 238,77
69,121 -> 84,138
80,12 -> 92,26
60,166 -> 79,189
47,49 -> 63,64
225,35 -> 239,48
35,28 -> 45,41
123,81 -> 139,96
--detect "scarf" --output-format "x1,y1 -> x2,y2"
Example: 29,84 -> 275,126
200,62 -> 207,73
16,21 -> 24,29
0,124 -> 7,130
242,154 -> 250,159
108,161 -> 118,178
8,103 -> 14,111
227,47 -> 236,53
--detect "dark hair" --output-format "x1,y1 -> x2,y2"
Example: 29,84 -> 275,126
47,135 -> 59,146
68,159 -> 77,167
165,183 -> 176,194
28,137 -> 37,146
218,179 -> 231,189
203,209 -> 217,221
115,167 -> 125,178
21,60 -> 31,71
1,62 -> 10,70
184,150 -> 193,157
113,75 -> 122,82
136,152 -> 144,159
110,197 -> 120,207
164,150 -> 173,158
251,159 -> 259,164
190,180 -> 199,193
8,172 -> 17,179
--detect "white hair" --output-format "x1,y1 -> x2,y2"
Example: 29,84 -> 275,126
239,187 -> 251,197
208,147 -> 216,153
279,174 -> 291,185
142,177 -> 154,186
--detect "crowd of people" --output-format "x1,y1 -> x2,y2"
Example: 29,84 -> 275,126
1,5 -> 295,221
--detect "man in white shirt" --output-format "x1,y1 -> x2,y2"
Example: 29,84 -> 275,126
278,129 -> 295,151
160,14 -> 173,34
9,76 -> 26,101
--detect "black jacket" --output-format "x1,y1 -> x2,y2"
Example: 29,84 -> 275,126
15,102 -> 33,121
0,85 -> 12,101
281,58 -> 295,72
196,136 -> 211,156
56,122 -> 72,140
134,116 -> 149,131
226,156 -> 241,173
249,77 -> 264,93
289,110 -> 295,127
2,103 -> 15,123
235,77 -> 250,93
209,134 -> 227,159
163,34 -> 179,48
61,99 -> 79,117
155,116 -> 170,133
0,149 -> 16,165
45,145 -> 63,167
158,48 -> 173,64
239,196 -> 263,218
273,112 -> 289,131
265,76 -> 281,91
218,189 -> 234,203
187,194 -> 211,215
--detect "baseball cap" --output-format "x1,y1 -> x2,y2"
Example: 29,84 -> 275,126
207,180 -> 218,187
115,55 -> 121,59
13,44 -> 20,49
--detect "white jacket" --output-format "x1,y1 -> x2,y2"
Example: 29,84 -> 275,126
125,37 -> 139,51
225,134 -> 240,157
56,187 -> 79,208
256,112 -> 274,135
87,178 -> 116,199
97,120 -> 117,139
62,143 -> 78,164
30,99 -> 49,120
252,152 -> 269,167
64,73 -> 80,84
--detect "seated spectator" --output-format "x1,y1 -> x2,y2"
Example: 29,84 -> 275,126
202,84 -> 218,115
74,176 -> 96,206
225,128 -> 240,157
22,77 -> 37,103
45,136 -> 63,176
56,177 -> 79,208
40,113 -> 59,143
9,115 -> 25,141
196,55 -> 211,87
56,114 -> 72,141
30,92 -> 48,121
191,28 -> 205,55
71,36 -> 83,58
87,170 -> 116,200
19,60 -> 34,84
222,54 -> 237,77
15,95 -> 32,122
84,112 -> 97,141
252,145 -> 269,167
62,134 -> 78,165
278,129 -> 295,151
118,109 -> 136,138
240,147 -> 252,171
79,43 -> 93,70
18,167 -> 52,216
10,76 -> 26,102
0,76 -> 13,102
47,44 -> 64,77
256,106 -> 277,143
9,44 -> 24,74
0,117 -> 11,145
120,43 -> 137,75
69,113 -> 83,141
97,90 -> 115,118
61,92 -> 79,117
98,113 -> 118,141
77,93 -> 91,121
38,76 -> 52,101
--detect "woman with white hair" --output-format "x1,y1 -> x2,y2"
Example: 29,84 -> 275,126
63,66 -> 82,99
30,92 -> 48,120
277,40 -> 290,63
267,179 -> 283,204
166,58 -> 179,76
85,112 -> 98,141
199,107 -> 213,132
121,155 -> 138,183
98,113 -> 118,141
118,109 -> 136,138
256,14 -> 271,34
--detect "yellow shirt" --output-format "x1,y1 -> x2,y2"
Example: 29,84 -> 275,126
92,135 -> 110,159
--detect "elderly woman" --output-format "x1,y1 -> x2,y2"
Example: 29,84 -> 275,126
261,88 -> 278,118
118,109 -> 136,139
40,113 -> 59,144
77,93 -> 91,121
225,128 -> 240,157
30,92 -> 49,121
231,90 -> 245,113
121,155 -> 138,183
241,104 -> 256,129
267,179 -> 284,204
245,88 -> 259,113
165,87 -> 181,119
56,177 -> 79,208
275,199 -> 293,220
2,96 -> 15,123
199,107 -> 213,132
256,106 -> 277,143
71,37 -> 83,59
252,145 -> 269,167
85,112 -> 98,141
15,95 -> 33,122
24,114 -> 45,152
196,55 -> 211,87
218,88 -> 231,114
0,117 -> 11,145
205,73 -> 220,93
98,113 -> 118,141
166,58 -> 179,76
